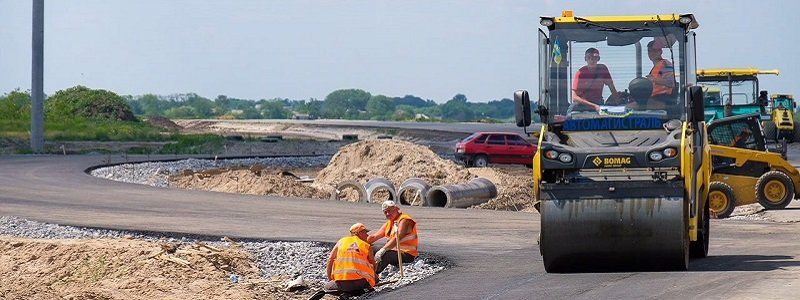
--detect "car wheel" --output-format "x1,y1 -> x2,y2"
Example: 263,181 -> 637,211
473,155 -> 489,167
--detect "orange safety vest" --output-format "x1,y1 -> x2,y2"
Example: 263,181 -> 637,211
332,236 -> 376,287
383,213 -> 419,256
650,59 -> 675,97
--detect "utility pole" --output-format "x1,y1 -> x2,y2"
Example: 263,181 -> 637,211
31,0 -> 45,153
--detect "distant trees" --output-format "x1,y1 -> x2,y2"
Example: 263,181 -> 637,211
323,89 -> 371,119
119,89 -> 516,122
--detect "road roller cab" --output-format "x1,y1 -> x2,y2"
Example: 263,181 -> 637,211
515,11 -> 710,272
706,113 -> 800,218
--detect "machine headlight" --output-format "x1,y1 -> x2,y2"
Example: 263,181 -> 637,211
679,16 -> 693,25
663,148 -> 677,158
540,18 -> 554,27
557,153 -> 573,163
544,150 -> 559,160
649,151 -> 664,161
457,148 -> 465,153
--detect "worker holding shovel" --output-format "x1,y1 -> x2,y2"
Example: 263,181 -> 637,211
368,200 -> 419,278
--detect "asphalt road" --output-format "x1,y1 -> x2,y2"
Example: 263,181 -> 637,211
2,154 -> 800,299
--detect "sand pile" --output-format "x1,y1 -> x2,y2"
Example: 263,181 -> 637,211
315,140 -> 473,187
467,168 -> 535,212
0,236 -> 271,300
170,167 -> 329,199
146,116 -> 183,131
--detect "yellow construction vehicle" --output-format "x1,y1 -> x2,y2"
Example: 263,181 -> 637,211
696,68 -> 778,123
515,11 -> 710,271
769,94 -> 799,141
706,113 -> 800,218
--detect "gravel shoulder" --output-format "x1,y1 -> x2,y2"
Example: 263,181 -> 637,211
0,216 -> 446,299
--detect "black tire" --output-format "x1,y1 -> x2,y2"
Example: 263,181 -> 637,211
708,181 -> 736,219
763,121 -> 778,142
756,171 -> 794,210
690,193 -> 710,258
472,155 -> 489,168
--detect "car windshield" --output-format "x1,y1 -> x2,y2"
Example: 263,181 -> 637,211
541,25 -> 690,124
697,78 -> 757,106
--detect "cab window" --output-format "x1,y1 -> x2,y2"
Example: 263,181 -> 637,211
709,122 -> 758,150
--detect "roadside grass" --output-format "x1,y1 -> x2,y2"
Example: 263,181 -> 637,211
0,118 -> 224,154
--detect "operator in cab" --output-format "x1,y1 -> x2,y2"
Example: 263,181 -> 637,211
646,40 -> 676,109
570,48 -> 619,112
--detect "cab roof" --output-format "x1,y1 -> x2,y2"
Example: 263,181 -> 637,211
543,10 -> 698,29
697,68 -> 780,77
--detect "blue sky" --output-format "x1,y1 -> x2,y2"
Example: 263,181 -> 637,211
1,0 -> 798,102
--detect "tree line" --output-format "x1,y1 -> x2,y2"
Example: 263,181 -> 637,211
2,87 -> 516,123
127,89 -> 515,122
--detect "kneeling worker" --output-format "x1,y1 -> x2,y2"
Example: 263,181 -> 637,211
314,223 -> 376,299
368,200 -> 419,275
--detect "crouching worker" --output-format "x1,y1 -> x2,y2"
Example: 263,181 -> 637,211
368,200 -> 419,275
309,223 -> 376,300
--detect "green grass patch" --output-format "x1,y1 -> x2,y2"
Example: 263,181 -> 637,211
0,118 -> 167,141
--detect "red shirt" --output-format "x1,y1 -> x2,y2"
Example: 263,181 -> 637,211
572,64 -> 613,104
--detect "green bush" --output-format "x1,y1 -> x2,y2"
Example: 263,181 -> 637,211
46,86 -> 135,121
0,90 -> 32,121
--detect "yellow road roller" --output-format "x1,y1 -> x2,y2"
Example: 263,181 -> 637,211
515,11 -> 710,272
706,113 -> 800,218
769,94 -> 798,142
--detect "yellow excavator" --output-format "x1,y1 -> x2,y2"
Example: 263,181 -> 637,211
515,11 -> 710,271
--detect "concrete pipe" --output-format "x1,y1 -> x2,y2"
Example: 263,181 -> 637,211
332,180 -> 367,203
365,177 -> 397,203
398,178 -> 431,206
427,178 -> 497,208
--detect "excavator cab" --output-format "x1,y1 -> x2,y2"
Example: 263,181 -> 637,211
515,11 -> 710,272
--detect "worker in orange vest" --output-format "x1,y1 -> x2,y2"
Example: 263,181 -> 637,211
368,200 -> 419,275
317,223 -> 376,297
646,40 -> 676,109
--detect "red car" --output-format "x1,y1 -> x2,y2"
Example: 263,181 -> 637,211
454,132 -> 537,167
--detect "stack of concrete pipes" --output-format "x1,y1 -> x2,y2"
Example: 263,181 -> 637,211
332,176 -> 497,208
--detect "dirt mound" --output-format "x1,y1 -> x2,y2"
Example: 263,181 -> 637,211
467,168 -> 535,211
146,116 -> 183,131
170,168 -> 330,199
315,140 -> 473,187
0,236 -> 267,300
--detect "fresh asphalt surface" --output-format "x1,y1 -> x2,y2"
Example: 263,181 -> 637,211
2,151 -> 800,298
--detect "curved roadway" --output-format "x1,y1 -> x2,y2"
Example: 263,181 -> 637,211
2,155 -> 800,299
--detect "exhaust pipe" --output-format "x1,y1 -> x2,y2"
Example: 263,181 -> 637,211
398,178 -> 431,206
365,177 -> 397,203
427,178 -> 497,208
